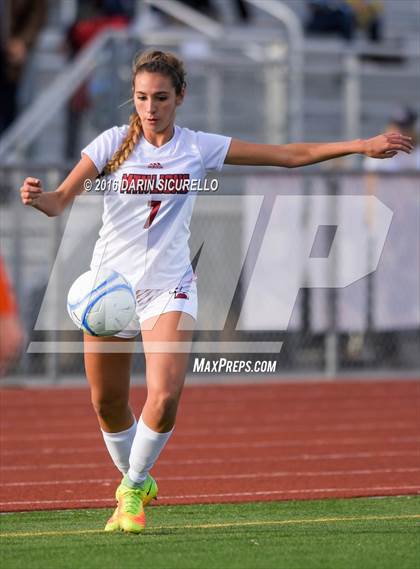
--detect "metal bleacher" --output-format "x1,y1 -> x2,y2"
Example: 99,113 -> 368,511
2,0 -> 419,168
215,0 -> 420,141
278,0 -> 420,140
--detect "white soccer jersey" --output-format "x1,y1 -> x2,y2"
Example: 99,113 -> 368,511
81,125 -> 231,289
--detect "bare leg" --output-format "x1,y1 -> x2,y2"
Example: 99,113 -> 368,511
141,311 -> 194,432
83,333 -> 136,433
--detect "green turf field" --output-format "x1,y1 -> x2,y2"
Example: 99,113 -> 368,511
1,496 -> 419,569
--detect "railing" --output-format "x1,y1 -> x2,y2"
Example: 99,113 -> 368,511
0,29 -> 124,163
143,0 -> 224,38
0,0 -> 303,163
244,0 -> 304,142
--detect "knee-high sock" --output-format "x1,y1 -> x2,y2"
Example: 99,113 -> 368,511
101,420 -> 137,474
127,416 -> 174,485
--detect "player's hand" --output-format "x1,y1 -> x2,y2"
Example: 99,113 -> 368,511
20,177 -> 44,207
362,132 -> 414,159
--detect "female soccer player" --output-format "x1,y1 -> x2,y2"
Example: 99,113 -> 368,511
20,50 -> 413,534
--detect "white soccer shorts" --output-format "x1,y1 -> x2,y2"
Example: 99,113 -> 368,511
114,279 -> 197,339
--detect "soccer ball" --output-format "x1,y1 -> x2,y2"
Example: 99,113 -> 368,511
67,268 -> 136,336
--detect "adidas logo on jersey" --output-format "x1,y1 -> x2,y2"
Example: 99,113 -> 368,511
147,162 -> 163,169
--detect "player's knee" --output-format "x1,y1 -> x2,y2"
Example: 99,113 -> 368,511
147,391 -> 179,424
91,395 -> 128,423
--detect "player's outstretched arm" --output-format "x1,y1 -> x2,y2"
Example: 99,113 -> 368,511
20,154 -> 99,217
225,132 -> 413,168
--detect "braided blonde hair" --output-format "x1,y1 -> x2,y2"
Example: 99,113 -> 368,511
103,50 -> 186,175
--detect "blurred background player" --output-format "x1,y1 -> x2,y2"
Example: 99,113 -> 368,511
305,0 -> 383,42
65,0 -> 135,160
0,255 -> 24,376
347,0 -> 383,42
0,0 -> 47,134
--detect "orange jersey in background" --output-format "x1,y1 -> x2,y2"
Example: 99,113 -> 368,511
0,257 -> 18,316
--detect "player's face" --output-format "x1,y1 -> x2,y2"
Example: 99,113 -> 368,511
133,72 -> 183,140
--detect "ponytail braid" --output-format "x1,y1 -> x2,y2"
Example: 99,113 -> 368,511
103,113 -> 142,175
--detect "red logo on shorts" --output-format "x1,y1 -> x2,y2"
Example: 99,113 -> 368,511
148,162 -> 163,169
174,291 -> 188,300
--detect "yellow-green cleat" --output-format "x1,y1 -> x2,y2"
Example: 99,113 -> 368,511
104,505 -> 120,533
104,473 -> 158,532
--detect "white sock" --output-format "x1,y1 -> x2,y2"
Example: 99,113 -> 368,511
127,416 -> 174,485
101,419 -> 137,474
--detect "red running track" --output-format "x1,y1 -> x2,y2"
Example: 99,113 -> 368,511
1,379 -> 419,512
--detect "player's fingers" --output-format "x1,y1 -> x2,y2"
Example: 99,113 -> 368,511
386,134 -> 413,150
383,151 -> 398,158
20,180 -> 42,196
21,178 -> 43,195
387,132 -> 412,141
382,136 -> 411,152
399,135 -> 413,145
21,186 -> 42,195
386,131 -> 409,139
399,145 -> 413,154
24,177 -> 41,186
21,194 -> 34,205
388,141 -> 413,153
20,187 -> 42,205
387,132 -> 413,142
21,184 -> 43,196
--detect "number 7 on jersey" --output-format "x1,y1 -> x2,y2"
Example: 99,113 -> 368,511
144,200 -> 161,229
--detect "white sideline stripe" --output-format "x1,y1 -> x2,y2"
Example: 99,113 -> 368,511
2,399 -> 418,416
167,487 -> 420,500
2,435 -> 420,456
2,410 -> 419,429
2,514 -> 420,538
2,409 -> 419,428
2,450 -> 418,472
2,389 -> 418,406
2,402 -> 410,414
1,421 -> 419,442
2,467 -> 420,487
2,407 -> 418,425
1,486 -> 420,508
2,395 -> 418,413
